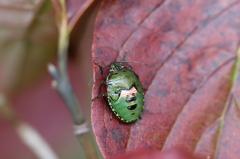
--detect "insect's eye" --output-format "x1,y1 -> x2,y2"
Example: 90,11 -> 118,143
132,93 -> 135,96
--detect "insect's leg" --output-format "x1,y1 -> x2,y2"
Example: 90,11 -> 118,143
125,62 -> 132,69
121,52 -> 128,61
102,93 -> 113,120
93,61 -> 107,78
102,92 -> 108,104
92,81 -> 106,101
103,92 -> 108,97
102,93 -> 113,121
143,88 -> 148,92
110,112 -> 113,120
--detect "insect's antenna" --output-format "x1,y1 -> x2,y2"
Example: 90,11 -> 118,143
120,61 -> 150,66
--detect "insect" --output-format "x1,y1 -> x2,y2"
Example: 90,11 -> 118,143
93,59 -> 146,123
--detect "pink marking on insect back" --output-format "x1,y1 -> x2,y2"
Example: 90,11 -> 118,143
120,87 -> 137,97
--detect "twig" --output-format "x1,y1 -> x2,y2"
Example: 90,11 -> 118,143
48,0 -> 100,159
0,93 -> 59,159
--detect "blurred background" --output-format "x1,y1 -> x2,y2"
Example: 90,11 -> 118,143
0,1 -> 101,158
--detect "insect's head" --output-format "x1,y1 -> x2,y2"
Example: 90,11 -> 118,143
109,62 -> 124,72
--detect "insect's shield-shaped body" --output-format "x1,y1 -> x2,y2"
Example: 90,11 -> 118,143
106,62 -> 144,123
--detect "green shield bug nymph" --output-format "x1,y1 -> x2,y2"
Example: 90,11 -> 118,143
93,58 -> 147,123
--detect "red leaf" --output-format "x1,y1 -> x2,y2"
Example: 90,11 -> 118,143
91,0 -> 240,158
66,0 -> 94,28
115,148 -> 201,159
51,0 -> 94,30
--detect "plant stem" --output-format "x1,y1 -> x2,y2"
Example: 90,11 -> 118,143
48,1 -> 100,158
0,93 -> 59,159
